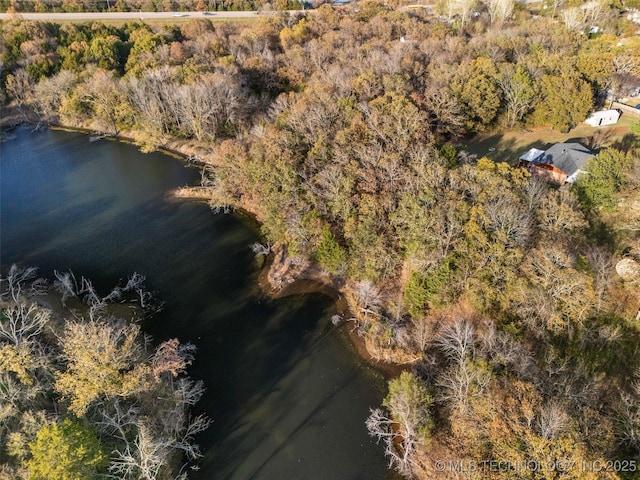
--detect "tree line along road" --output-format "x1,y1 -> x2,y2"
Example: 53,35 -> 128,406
0,10 -> 285,20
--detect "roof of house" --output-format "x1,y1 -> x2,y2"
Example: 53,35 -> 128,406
519,148 -> 545,163
539,143 -> 593,177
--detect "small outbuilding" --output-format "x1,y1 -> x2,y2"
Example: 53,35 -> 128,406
585,109 -> 621,127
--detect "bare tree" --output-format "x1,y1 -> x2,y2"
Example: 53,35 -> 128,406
480,322 -> 527,369
541,352 -> 597,407
437,318 -> 476,366
1,265 -> 44,304
32,70 -> 76,124
4,69 -> 34,120
173,378 -> 206,407
436,360 -> 490,411
613,55 -> 640,76
487,0 -> 513,26
81,69 -> 124,136
135,423 -> 171,480
410,317 -> 434,353
486,195 -> 532,247
561,7 -> 584,32
522,174 -> 549,213
77,277 -> 107,319
250,242 -> 271,256
497,64 -> 537,128
123,273 -> 147,293
523,246 -> 595,330
549,0 -> 566,18
538,401 -> 570,440
175,73 -> 248,143
512,285 -> 555,339
616,387 -> 640,450
0,373 -> 29,410
126,67 -> 177,144
353,280 -> 382,316
458,0 -> 478,32
173,414 -> 210,461
53,270 -> 78,306
109,422 -> 170,480
0,303 -> 49,346
585,247 -> 613,312
367,372 -> 432,477
97,400 -> 140,440
422,86 -> 465,138
581,0 -> 604,25
367,408 -> 415,475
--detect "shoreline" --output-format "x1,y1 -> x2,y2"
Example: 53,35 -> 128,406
257,243 -> 408,378
260,272 -> 408,379
3,119 -> 404,379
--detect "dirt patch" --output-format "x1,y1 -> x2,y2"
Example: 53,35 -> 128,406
261,243 -> 346,295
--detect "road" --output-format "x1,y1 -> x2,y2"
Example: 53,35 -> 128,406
0,10 -> 268,21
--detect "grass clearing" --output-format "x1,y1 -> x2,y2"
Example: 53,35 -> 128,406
463,117 -> 640,165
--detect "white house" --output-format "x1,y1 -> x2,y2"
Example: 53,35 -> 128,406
585,109 -> 621,127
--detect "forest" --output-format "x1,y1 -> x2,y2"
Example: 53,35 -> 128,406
1,0 -> 640,477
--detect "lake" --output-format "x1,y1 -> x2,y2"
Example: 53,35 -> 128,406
0,127 -> 391,480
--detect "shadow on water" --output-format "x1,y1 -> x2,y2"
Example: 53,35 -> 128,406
187,296 -> 345,478
245,368 -> 360,480
192,293 -> 392,479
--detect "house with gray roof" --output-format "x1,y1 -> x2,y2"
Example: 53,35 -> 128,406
519,143 -> 593,185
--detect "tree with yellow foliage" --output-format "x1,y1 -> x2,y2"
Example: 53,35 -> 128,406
27,419 -> 107,480
55,319 -> 151,417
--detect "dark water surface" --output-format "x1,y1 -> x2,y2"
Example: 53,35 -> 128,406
0,127 -> 390,479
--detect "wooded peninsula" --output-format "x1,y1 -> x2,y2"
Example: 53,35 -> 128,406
2,1 -> 640,478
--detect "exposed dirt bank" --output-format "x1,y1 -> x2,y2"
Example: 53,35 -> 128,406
258,242 -> 412,376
